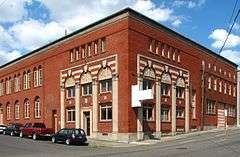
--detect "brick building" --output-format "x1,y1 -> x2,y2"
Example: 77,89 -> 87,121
0,8 -> 237,141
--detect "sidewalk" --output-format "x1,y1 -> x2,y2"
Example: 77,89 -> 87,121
88,127 -> 240,147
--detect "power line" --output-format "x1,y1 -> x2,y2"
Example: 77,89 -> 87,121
227,0 -> 239,31
218,9 -> 240,54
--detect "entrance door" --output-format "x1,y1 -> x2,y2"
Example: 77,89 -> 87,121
52,110 -> 58,133
217,104 -> 225,128
0,108 -> 3,124
83,112 -> 91,136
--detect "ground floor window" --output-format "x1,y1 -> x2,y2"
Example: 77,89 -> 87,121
143,104 -> 154,121
206,100 -> 216,114
161,107 -> 170,122
176,108 -> 184,118
67,108 -> 75,122
100,104 -> 112,121
6,104 -> 11,120
228,106 -> 235,117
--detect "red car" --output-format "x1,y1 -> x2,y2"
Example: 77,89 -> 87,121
20,123 -> 54,140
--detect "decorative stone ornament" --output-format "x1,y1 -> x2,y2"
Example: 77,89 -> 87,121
161,73 -> 171,84
80,72 -> 92,84
176,77 -> 185,87
98,67 -> 112,80
143,67 -> 155,78
65,77 -> 75,87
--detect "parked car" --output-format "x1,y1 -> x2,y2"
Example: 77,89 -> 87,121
0,125 -> 7,134
51,128 -> 87,145
3,123 -> 23,136
20,122 -> 54,140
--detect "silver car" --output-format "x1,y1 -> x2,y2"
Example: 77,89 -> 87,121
0,125 -> 7,133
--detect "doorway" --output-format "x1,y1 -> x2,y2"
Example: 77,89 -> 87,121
83,111 -> 91,136
52,110 -> 58,133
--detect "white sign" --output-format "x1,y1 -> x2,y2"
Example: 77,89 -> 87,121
131,85 -> 153,107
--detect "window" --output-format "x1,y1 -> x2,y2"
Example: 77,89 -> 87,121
75,48 -> 79,60
228,106 -> 235,117
219,81 -> 222,93
15,102 -> 20,120
101,38 -> 106,52
176,86 -> 184,98
66,86 -> 75,98
34,67 -> 43,87
161,83 -> 170,96
143,105 -> 154,121
208,77 -> 211,89
94,41 -> 98,54
14,76 -> 20,92
206,100 -> 215,114
233,86 -> 236,97
177,55 -> 181,62
100,104 -> 112,121
70,50 -> 74,62
214,79 -> 217,91
87,44 -> 91,57
229,85 -> 232,95
38,68 -> 42,86
142,79 -> 153,90
6,79 -> 11,94
149,39 -> 154,52
176,108 -> 184,118
161,107 -> 170,122
23,71 -> 30,90
34,98 -> 41,118
34,69 -> 38,87
81,46 -> 85,59
67,108 -> 75,122
82,83 -> 92,95
192,91 -> 196,119
0,81 -> 4,96
6,104 -> 11,120
24,100 -> 30,118
100,79 -> 112,93
224,83 -> 227,94
208,63 -> 211,69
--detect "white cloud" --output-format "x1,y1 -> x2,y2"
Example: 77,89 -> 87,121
9,19 -> 66,51
221,49 -> 240,65
209,28 -> 240,49
0,0 -> 29,22
172,0 -> 206,8
0,50 -> 22,65
172,19 -> 182,27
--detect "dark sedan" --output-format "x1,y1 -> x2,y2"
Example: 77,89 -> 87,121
3,123 -> 23,136
51,128 -> 87,145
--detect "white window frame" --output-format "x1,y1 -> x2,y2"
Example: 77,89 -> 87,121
161,107 -> 170,122
34,70 -> 38,87
24,101 -> 30,118
206,100 -> 215,114
229,85 -> 232,95
15,77 -> 20,92
34,99 -> 41,118
82,83 -> 92,96
224,83 -> 227,94
161,83 -> 170,96
100,79 -> 112,93
176,86 -> 184,98
208,77 -> 211,89
38,68 -> 42,86
142,78 -> 153,90
67,108 -> 75,122
6,104 -> 11,120
101,38 -> 106,52
15,103 -> 20,120
0,82 -> 3,96
100,104 -> 112,121
176,108 -> 184,118
219,81 -> 222,93
66,86 -> 75,98
214,79 -> 217,91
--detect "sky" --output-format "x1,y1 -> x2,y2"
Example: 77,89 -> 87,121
0,0 -> 240,67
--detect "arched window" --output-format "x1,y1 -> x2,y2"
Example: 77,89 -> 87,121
208,77 -> 211,89
81,72 -> 92,96
142,67 -> 155,90
34,97 -> 41,118
6,102 -> 11,120
161,73 -> 171,96
38,66 -> 43,86
176,77 -> 185,98
65,77 -> 75,98
33,67 -> 38,87
24,99 -> 30,118
98,67 -> 112,93
15,101 -> 20,119
23,71 -> 30,90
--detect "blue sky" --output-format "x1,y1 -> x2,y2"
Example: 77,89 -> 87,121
0,0 -> 240,67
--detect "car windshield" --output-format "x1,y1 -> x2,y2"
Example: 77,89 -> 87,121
33,123 -> 46,128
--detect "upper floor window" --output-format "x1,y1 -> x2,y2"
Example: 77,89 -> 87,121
82,83 -> 92,96
94,41 -> 98,54
81,45 -> 86,59
229,85 -> 232,95
224,83 -> 227,94
143,104 -> 154,121
75,48 -> 80,60
149,39 -> 155,52
66,86 -> 75,98
213,79 -> 217,91
101,38 -> 106,52
0,81 -> 4,96
161,83 -> 170,96
23,71 -> 30,90
70,50 -> 74,62
14,76 -> 20,92
206,100 -> 215,114
176,86 -> 184,98
6,78 -> 12,94
34,67 -> 43,87
219,81 -> 222,93
87,43 -> 91,57
100,79 -> 112,93
233,86 -> 236,97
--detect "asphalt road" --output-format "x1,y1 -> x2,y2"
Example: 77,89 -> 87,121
0,129 -> 240,157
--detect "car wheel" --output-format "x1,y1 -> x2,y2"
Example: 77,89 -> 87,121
10,131 -> 14,136
3,131 -> 6,135
19,131 -> 23,138
32,133 -> 37,140
52,137 -> 57,143
65,139 -> 71,145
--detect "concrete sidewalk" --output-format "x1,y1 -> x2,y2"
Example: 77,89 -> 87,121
88,127 -> 240,147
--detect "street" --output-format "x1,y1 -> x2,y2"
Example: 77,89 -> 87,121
0,129 -> 240,157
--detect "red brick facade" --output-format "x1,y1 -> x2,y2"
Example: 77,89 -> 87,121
0,8 -> 237,141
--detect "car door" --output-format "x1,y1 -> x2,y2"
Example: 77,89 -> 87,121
56,129 -> 65,141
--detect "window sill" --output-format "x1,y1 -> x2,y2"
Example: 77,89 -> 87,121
99,91 -> 112,94
143,120 -> 155,122
66,121 -> 75,123
99,120 -> 112,122
82,94 -> 92,97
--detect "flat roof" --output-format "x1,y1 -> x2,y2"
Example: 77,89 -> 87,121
0,8 -> 238,70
